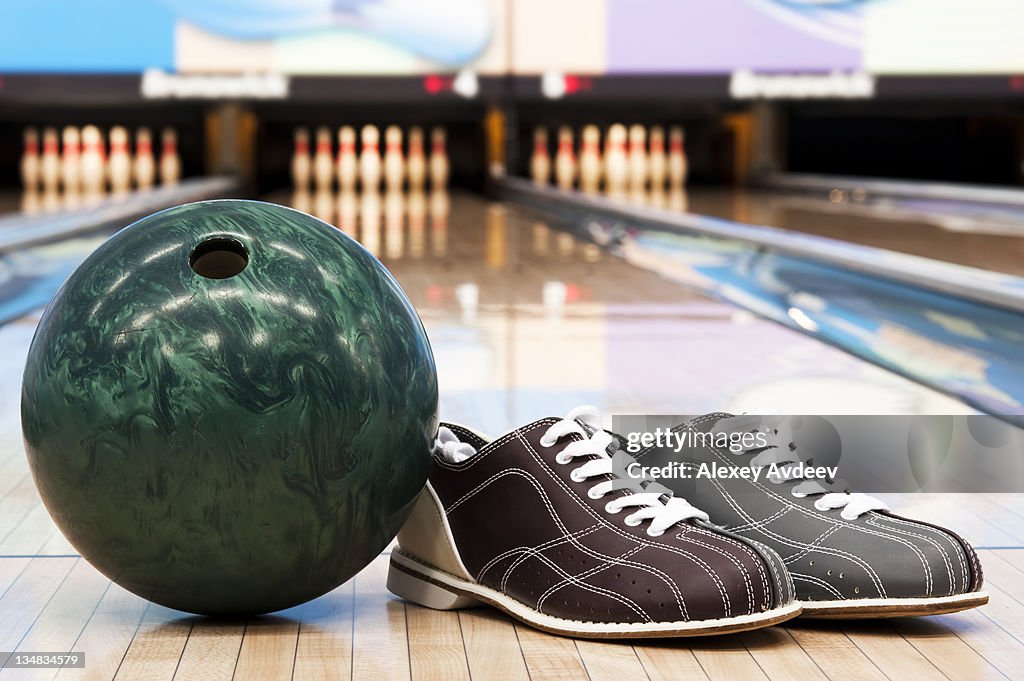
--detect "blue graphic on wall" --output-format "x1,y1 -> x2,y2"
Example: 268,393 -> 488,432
745,0 -> 874,49
158,0 -> 492,66
0,0 -> 175,72
0,0 -> 492,72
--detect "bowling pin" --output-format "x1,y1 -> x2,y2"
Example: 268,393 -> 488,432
108,126 -> 132,194
385,189 -> 404,259
648,125 -> 667,190
429,126 -> 449,191
40,127 -> 61,193
360,190 -> 382,256
554,126 -> 577,190
62,185 -> 82,210
627,124 -> 648,193
291,188 -> 312,216
313,126 -> 333,192
668,125 -> 689,188
60,126 -> 81,194
80,125 -> 106,195
291,127 -> 311,190
406,126 -> 427,192
313,188 -> 334,224
360,125 -> 382,192
336,188 -> 358,237
429,188 -> 449,257
603,123 -> 628,195
383,125 -> 405,192
578,125 -> 602,194
530,126 -> 550,186
336,126 -> 358,192
20,187 -> 41,215
134,127 -> 156,190
669,186 -> 689,212
648,185 -> 667,210
42,186 -> 61,212
407,189 -> 426,258
159,128 -> 181,186
20,127 -> 41,191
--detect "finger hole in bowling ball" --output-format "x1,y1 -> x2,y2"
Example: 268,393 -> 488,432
190,238 -> 248,279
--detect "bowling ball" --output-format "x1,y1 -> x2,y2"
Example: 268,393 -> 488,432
21,199 -> 438,616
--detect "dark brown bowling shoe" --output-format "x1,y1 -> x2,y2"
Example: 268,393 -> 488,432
387,407 -> 800,638
637,413 -> 988,618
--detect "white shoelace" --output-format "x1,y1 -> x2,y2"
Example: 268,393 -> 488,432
722,413 -> 888,521
540,406 -> 708,537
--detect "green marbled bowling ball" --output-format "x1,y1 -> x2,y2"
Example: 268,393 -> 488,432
21,199 -> 438,616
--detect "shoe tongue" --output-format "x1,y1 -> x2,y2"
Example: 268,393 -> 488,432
576,418 -> 626,456
435,426 -> 478,463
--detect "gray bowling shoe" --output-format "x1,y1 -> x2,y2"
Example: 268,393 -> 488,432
634,413 -> 988,618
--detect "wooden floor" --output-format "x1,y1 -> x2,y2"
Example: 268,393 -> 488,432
1,192 -> 1022,680
1,549 -> 1024,681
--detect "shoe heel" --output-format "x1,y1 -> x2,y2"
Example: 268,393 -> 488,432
387,558 -> 480,610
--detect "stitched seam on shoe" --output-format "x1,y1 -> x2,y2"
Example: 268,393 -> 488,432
494,526 -> 599,590
512,424 -> 735,618
868,515 -> 962,597
877,514 -> 968,589
748,537 -> 793,603
478,524 -> 601,583
699,470 -> 887,597
449,467 -> 693,618
790,572 -> 845,598
537,545 -> 650,622
729,506 -> 791,533
659,420 -> 948,597
489,525 -> 690,619
681,528 -> 759,614
780,524 -> 842,564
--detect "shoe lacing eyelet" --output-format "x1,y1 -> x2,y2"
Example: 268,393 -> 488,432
555,452 -> 572,465
646,528 -> 665,537
605,502 -> 622,514
587,488 -> 604,499
624,516 -> 641,527
569,469 -> 585,483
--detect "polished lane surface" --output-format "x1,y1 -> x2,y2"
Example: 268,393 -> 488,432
264,189 -> 974,428
679,187 -> 1024,276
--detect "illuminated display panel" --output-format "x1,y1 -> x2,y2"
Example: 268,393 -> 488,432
1,0 -> 1022,77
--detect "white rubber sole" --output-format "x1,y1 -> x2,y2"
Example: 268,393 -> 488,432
387,548 -> 803,638
799,590 -> 989,618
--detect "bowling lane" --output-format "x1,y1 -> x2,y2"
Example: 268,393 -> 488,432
265,189 -> 973,432
0,190 -> 1005,568
678,187 -> 1024,275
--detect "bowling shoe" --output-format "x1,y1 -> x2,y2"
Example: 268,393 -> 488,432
634,413 -> 988,618
386,407 -> 801,638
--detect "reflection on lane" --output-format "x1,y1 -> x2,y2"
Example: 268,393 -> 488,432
0,192 -> 970,438
280,190 -> 970,431
290,188 -> 450,259
682,187 -> 1024,276
582,216 -> 1024,415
